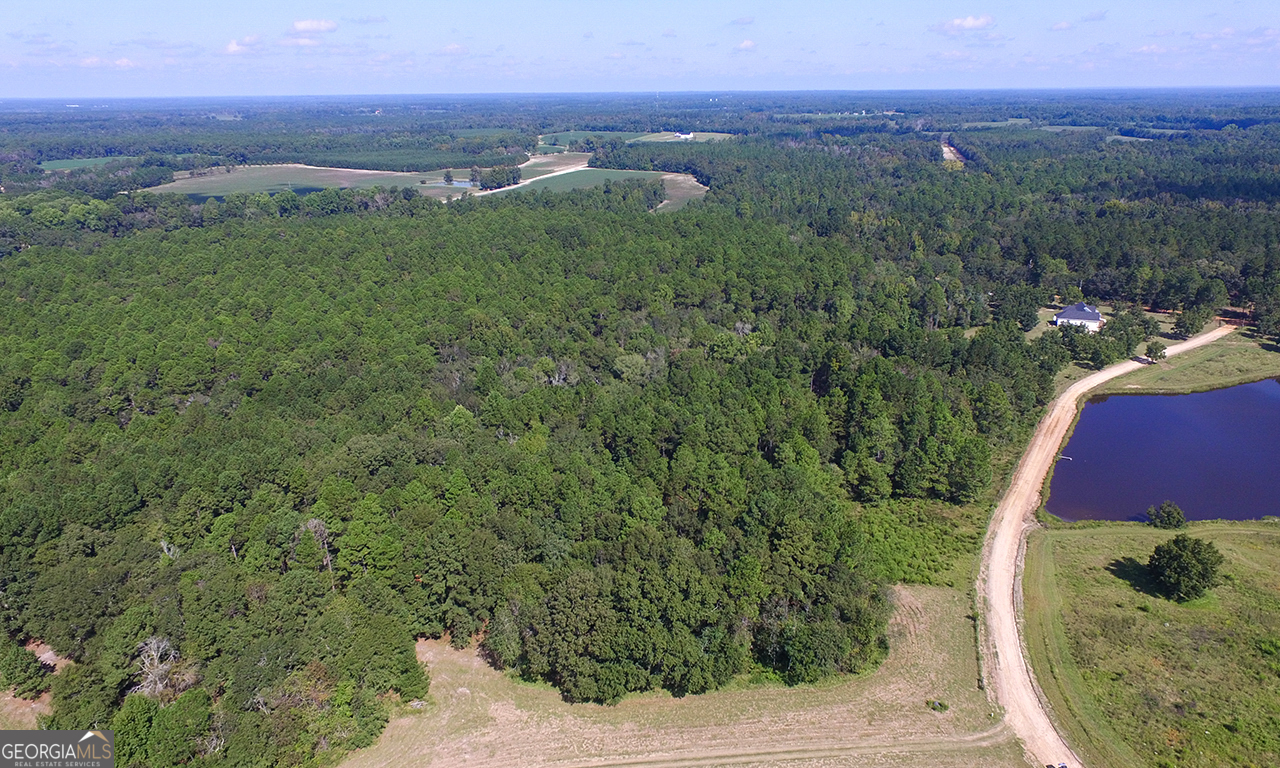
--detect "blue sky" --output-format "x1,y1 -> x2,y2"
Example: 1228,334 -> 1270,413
4,1 -> 1280,96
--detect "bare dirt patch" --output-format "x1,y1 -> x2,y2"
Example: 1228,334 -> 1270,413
341,586 -> 1023,768
0,641 -> 69,730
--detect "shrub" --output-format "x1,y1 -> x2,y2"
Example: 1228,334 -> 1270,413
1146,500 -> 1187,529
1148,534 -> 1225,601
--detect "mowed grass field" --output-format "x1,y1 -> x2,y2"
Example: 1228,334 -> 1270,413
491,168 -> 665,193
631,131 -> 734,142
40,156 -> 137,170
1098,330 -> 1280,395
340,586 -> 1028,768
1025,522 -> 1280,768
540,130 -> 647,145
149,165 -> 448,197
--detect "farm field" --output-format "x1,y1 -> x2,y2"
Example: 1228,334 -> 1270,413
490,168 -> 667,194
631,131 -> 734,142
961,118 -> 1031,128
1024,522 -> 1280,768
148,164 -> 446,198
340,586 -> 1028,768
540,130 -> 647,145
40,156 -> 137,170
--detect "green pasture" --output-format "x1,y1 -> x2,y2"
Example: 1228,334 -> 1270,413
630,131 -> 734,143
490,168 -> 667,195
540,131 -> 646,145
1025,522 -> 1280,768
148,165 -> 446,197
40,156 -> 137,171
961,118 -> 1031,128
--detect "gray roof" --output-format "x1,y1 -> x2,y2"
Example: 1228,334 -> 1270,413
1055,302 -> 1103,322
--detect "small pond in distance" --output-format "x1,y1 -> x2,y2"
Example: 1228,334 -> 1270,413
1046,379 -> 1280,522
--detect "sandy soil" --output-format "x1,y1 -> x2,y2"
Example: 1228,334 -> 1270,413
977,323 -> 1236,767
341,586 -> 1026,768
941,143 -> 964,163
0,641 -> 69,730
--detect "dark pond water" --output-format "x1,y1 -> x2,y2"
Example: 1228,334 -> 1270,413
1046,379 -> 1280,522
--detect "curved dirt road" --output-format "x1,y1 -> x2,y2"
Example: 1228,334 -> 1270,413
978,324 -> 1235,767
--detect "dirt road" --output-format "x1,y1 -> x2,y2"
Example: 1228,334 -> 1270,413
470,154 -> 590,197
978,324 -> 1236,767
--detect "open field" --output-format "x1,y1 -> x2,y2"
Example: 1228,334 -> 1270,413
147,154 -> 595,200
541,131 -> 647,145
40,156 -> 137,170
518,152 -> 593,179
1098,330 -> 1280,395
149,164 -> 447,197
1038,126 -> 1105,133
491,168 -> 667,194
341,586 -> 1028,768
1025,522 -> 1280,768
631,131 -> 734,143
962,119 -> 1031,129
654,173 -> 710,211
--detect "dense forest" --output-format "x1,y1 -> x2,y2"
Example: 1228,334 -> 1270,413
3,91 -> 1280,767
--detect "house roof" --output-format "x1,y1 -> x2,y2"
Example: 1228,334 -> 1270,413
1055,302 -> 1103,322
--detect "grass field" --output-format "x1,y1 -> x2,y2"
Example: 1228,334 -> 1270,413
962,119 -> 1031,128
490,168 -> 667,194
1025,522 -> 1280,768
631,131 -> 735,143
1039,125 -> 1105,133
340,586 -> 1027,768
40,156 -> 137,171
149,164 -> 447,197
1098,330 -> 1280,396
540,130 -> 647,145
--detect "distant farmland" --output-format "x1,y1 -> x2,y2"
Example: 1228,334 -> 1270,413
631,131 -> 734,142
148,165 -> 452,199
40,156 -> 137,171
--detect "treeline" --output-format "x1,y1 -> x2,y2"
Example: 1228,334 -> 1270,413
592,128 -> 1280,332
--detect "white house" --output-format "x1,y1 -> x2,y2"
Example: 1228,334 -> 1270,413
1053,302 -> 1105,332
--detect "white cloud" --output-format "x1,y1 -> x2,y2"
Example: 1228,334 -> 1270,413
736,39 -> 756,51
933,15 -> 995,36
1135,44 -> 1168,54
1052,22 -> 1073,32
349,16 -> 386,24
293,19 -> 337,33
79,56 -> 137,68
607,52 -> 624,59
280,37 -> 319,46
1080,11 -> 1108,23
441,43 -> 467,55
225,36 -> 260,54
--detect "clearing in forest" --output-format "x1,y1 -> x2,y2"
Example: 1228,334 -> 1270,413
340,586 -> 1027,768
148,164 -> 451,198
630,131 -> 734,143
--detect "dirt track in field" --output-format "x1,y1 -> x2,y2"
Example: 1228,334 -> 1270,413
977,323 -> 1235,767
341,586 -> 1026,768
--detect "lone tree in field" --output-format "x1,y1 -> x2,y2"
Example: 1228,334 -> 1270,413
443,169 -> 454,185
1145,340 -> 1167,361
1148,534 -> 1224,601
1146,500 -> 1186,529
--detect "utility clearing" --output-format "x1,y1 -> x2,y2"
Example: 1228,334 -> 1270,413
340,587 -> 1026,768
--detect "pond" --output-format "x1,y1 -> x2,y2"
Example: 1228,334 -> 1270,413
1045,379 -> 1280,522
